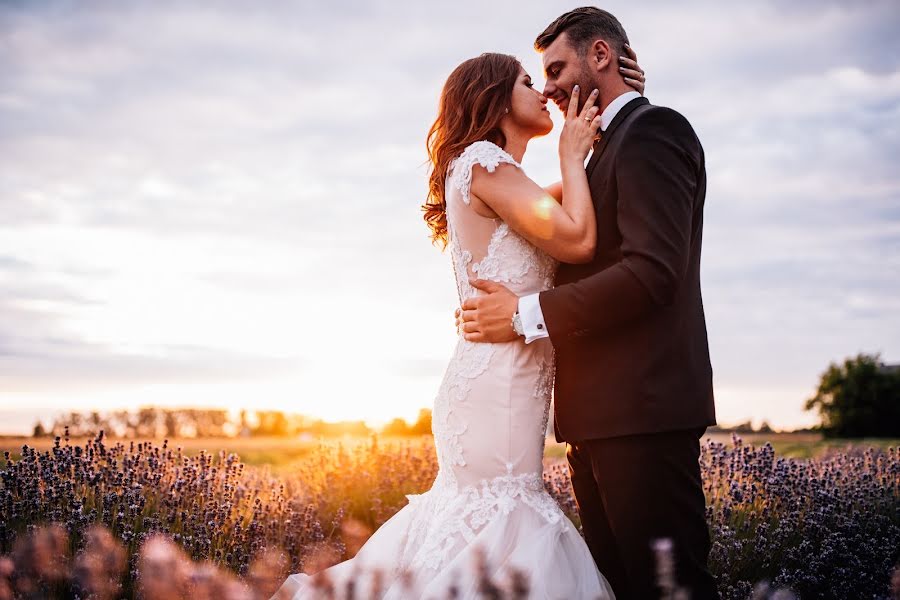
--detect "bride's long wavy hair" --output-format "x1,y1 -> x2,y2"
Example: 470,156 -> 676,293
423,53 -> 521,248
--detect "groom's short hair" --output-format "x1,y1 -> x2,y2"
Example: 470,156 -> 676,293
535,7 -> 629,58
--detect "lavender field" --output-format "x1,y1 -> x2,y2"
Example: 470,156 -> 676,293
0,431 -> 898,599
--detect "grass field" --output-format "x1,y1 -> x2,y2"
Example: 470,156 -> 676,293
2,431 -> 896,470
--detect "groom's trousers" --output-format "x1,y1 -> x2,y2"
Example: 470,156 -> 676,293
567,427 -> 719,600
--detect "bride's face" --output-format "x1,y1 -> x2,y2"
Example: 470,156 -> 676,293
507,69 -> 553,137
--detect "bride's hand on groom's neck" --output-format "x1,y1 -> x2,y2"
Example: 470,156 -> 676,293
619,44 -> 646,96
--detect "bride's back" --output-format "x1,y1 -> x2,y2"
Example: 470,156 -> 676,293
427,139 -> 559,489
445,141 -> 557,305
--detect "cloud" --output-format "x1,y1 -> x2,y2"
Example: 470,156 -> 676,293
0,264 -> 299,394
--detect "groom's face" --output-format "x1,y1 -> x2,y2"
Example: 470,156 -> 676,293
540,32 -> 598,115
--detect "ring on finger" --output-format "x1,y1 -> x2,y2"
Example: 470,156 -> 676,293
584,116 -> 592,122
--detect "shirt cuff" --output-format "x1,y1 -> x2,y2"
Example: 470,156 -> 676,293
518,293 -> 549,344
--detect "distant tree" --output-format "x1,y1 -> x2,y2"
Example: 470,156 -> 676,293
239,409 -> 251,437
380,410 -> 432,437
409,409 -> 433,436
32,422 -> 47,437
136,407 -> 161,437
381,418 -> 411,436
164,410 -> 179,438
805,353 -> 900,438
254,411 -> 290,436
731,420 -> 755,434
88,411 -> 102,432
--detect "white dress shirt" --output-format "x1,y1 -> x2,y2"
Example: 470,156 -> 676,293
518,90 -> 641,343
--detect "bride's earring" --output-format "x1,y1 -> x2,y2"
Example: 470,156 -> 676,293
504,108 -> 509,114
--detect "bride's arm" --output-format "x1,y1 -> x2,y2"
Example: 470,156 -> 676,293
543,181 -> 563,202
471,87 -> 600,264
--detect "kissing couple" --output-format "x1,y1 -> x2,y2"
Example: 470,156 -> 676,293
273,7 -> 719,600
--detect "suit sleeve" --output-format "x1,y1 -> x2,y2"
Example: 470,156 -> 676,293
539,108 -> 701,340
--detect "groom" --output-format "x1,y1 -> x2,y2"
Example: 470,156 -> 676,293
459,8 -> 719,600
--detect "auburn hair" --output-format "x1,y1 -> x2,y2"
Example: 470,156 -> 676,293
423,53 -> 521,248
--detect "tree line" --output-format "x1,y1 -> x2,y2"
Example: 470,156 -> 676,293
28,353 -> 898,440
32,407 -> 433,439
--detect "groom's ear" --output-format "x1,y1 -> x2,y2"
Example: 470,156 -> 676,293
589,38 -> 614,72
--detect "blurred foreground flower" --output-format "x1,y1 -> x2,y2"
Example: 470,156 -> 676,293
73,525 -> 127,600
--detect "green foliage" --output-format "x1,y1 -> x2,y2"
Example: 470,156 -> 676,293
805,353 -> 900,438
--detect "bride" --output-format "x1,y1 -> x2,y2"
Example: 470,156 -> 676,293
272,51 -> 645,599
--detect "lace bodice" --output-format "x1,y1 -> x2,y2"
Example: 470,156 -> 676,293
445,141 -> 558,303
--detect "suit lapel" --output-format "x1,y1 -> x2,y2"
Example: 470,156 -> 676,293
586,96 -> 650,178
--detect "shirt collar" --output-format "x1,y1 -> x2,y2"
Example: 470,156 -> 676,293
600,90 -> 642,131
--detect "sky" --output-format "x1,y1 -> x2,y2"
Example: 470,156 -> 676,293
1,0 -> 898,435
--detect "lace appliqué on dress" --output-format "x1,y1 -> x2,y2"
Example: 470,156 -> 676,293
448,223 -> 475,302
471,223 -> 557,292
403,469 -> 566,573
431,338 -> 494,479
449,140 -> 521,206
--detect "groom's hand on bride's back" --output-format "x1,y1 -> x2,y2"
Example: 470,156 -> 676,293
458,279 -> 519,343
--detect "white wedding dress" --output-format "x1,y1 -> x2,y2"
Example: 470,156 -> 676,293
272,141 -> 615,599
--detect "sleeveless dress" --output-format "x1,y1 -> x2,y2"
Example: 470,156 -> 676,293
272,141 -> 615,599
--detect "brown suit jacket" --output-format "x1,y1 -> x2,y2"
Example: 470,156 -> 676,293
541,96 -> 716,442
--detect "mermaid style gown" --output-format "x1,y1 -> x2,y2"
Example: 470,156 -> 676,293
272,141 -> 615,599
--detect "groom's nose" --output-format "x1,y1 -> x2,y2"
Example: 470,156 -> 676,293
542,82 -> 560,102
543,86 -> 563,109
